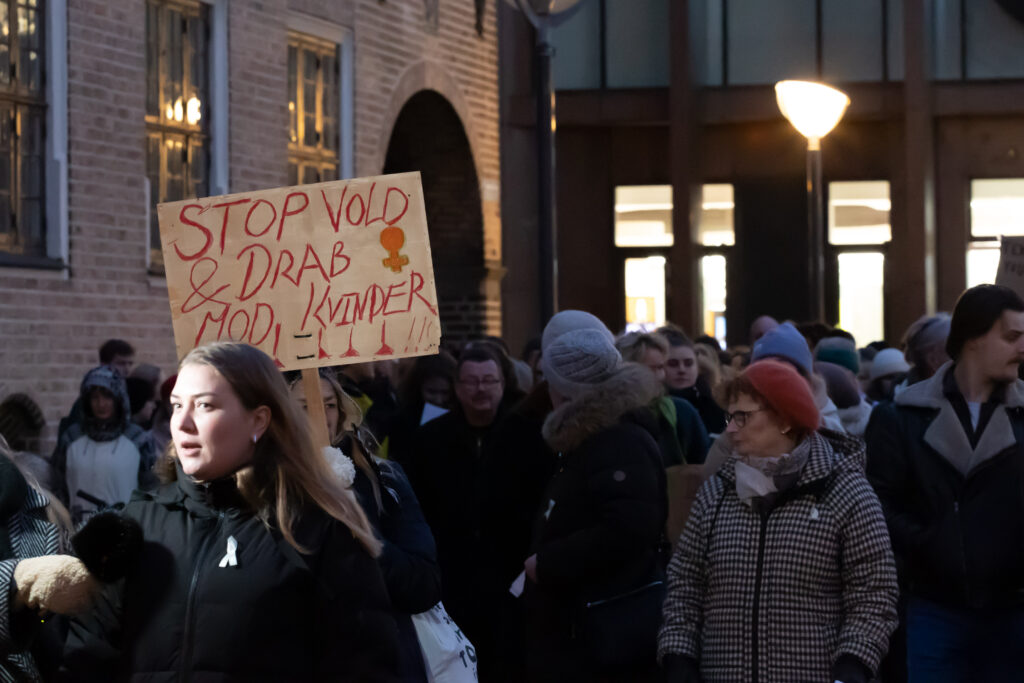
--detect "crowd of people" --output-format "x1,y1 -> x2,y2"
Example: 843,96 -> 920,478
0,283 -> 1021,681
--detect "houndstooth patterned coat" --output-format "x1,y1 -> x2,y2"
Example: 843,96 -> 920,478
0,484 -> 66,682
658,431 -> 898,683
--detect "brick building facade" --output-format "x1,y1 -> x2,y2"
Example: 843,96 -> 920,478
0,0 -> 500,453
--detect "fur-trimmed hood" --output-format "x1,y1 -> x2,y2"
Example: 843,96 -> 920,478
542,363 -> 664,454
895,360 -> 1024,476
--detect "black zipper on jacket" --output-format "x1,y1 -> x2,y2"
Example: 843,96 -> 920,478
953,501 -> 972,606
179,513 -> 224,683
751,513 -> 769,683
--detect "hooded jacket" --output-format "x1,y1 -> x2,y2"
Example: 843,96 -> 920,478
865,361 -> 1024,609
659,431 -> 898,683
61,464 -> 400,682
525,363 -> 668,680
52,367 -> 156,520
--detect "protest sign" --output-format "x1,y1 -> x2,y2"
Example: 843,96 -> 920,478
157,172 -> 441,371
996,236 -> 1024,294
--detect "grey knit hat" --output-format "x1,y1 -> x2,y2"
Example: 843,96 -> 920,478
541,328 -> 621,399
541,310 -> 615,352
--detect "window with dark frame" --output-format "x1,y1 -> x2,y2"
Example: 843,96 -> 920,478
0,0 -> 46,259
145,0 -> 209,272
288,33 -> 340,187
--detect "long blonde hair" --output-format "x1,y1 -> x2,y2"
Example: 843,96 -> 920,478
167,343 -> 380,556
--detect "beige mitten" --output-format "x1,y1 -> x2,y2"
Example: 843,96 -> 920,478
13,555 -> 101,615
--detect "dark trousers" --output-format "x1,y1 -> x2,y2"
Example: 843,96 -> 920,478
907,596 -> 1024,683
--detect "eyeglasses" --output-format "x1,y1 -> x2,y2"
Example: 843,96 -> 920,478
725,408 -> 762,428
458,377 -> 502,389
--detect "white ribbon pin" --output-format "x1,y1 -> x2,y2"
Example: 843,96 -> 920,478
218,535 -> 239,568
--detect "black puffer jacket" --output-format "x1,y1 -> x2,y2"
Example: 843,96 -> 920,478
525,363 -> 668,682
61,467 -> 400,682
865,361 -> 1024,609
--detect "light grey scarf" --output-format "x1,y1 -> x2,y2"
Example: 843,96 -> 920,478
734,437 -> 812,506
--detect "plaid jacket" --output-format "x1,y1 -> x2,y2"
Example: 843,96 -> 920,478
658,431 -> 898,683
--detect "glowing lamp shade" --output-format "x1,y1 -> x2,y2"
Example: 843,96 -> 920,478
775,80 -> 850,142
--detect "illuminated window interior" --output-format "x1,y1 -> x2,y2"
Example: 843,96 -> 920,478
828,181 -> 891,245
614,185 -> 673,247
700,184 -> 735,246
624,256 -> 666,331
968,179 -> 1024,287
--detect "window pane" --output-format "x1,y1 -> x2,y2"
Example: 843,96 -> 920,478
17,4 -> 39,92
967,243 -> 1000,288
821,0 -> 883,82
701,254 -> 727,345
165,136 -> 185,201
164,7 -> 184,123
288,45 -> 297,143
550,0 -> 601,90
700,184 -> 735,246
625,256 -> 666,331
146,1 -> 159,115
932,0 -> 962,79
966,0 -> 1024,79
829,181 -> 891,245
838,252 -> 885,345
727,0 -> 816,85
321,165 -> 337,182
970,179 -> 1024,238
302,165 -> 319,185
0,2 -> 9,88
614,185 -> 673,247
188,10 -> 207,114
605,0 -> 669,88
189,137 -> 206,198
287,161 -> 298,187
691,0 -> 724,86
302,49 -> 317,147
0,104 -> 10,249
322,52 -> 339,154
147,134 -> 161,252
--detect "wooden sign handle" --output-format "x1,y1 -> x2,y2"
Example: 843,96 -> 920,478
302,368 -> 331,452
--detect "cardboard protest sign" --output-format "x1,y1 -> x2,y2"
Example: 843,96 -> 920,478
157,172 -> 441,370
996,236 -> 1024,294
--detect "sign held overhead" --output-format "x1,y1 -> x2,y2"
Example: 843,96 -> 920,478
158,171 -> 441,370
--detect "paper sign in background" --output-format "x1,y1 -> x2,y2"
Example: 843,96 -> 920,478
157,171 -> 441,370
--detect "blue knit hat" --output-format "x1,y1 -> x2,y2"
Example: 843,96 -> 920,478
751,322 -> 813,376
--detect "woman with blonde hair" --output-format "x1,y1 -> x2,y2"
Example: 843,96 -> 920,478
62,342 -> 399,681
289,368 -> 442,683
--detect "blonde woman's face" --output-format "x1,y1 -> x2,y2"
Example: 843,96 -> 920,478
289,378 -> 340,440
170,363 -> 268,481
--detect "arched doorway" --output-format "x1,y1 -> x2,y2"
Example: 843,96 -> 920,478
384,90 -> 486,343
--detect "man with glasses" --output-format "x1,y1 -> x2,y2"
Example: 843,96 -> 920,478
407,345 -> 511,672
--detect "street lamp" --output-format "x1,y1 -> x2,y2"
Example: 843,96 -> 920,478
775,79 -> 850,323
507,0 -> 588,327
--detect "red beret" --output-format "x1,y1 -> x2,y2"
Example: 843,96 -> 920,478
742,360 -> 820,434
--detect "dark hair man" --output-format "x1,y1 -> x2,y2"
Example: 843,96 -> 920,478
866,284 -> 1024,681
98,339 -> 135,378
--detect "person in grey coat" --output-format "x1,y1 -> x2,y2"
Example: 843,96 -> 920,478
659,360 -> 898,683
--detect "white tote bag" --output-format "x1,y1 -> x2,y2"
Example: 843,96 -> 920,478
411,602 -> 478,683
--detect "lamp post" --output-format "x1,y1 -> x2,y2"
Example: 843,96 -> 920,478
508,0 -> 587,326
775,80 -> 850,323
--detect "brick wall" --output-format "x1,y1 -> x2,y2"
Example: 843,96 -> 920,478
0,0 -> 500,453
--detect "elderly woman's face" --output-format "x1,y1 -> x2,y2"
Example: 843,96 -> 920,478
290,377 -> 340,441
170,363 -> 269,481
725,392 -> 794,458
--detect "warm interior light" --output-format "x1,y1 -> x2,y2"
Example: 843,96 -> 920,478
186,96 -> 202,125
774,80 -> 850,144
173,97 -> 184,123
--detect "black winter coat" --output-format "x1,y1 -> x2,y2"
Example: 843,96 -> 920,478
525,364 -> 668,682
406,407 -> 503,646
61,469 -> 400,682
865,362 -> 1024,609
352,456 -> 441,683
